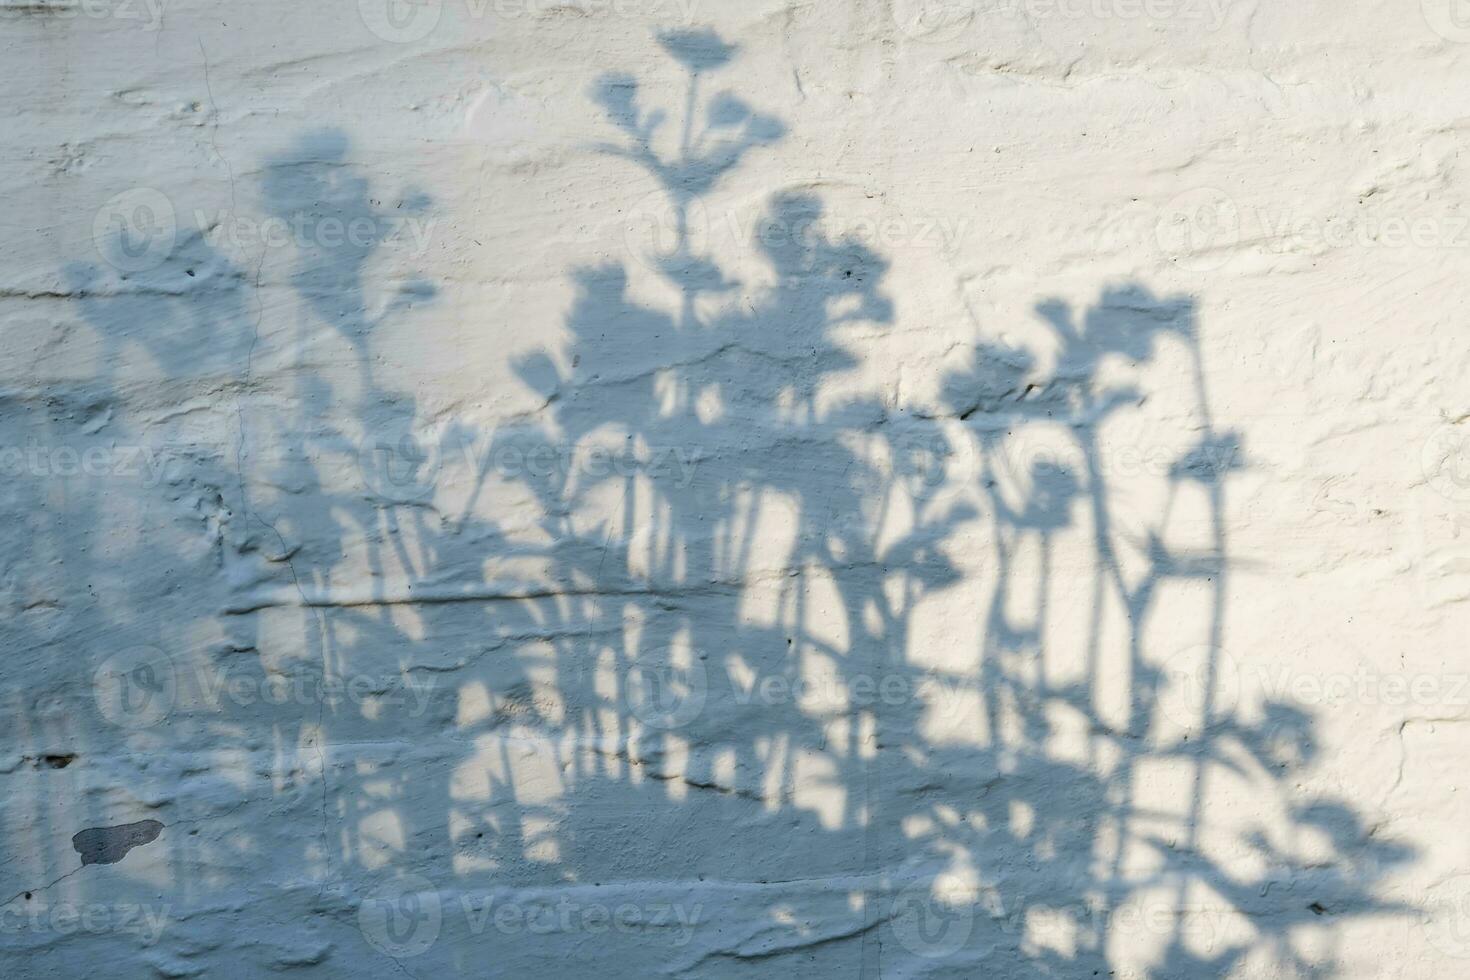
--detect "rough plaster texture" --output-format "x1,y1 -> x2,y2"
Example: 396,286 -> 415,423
1,1 -> 1468,976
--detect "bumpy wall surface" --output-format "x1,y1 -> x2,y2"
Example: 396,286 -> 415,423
2,1 -> 1468,976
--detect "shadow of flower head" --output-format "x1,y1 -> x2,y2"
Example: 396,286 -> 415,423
939,340 -> 1037,420
570,262 -> 630,300
1080,284 -> 1195,360
708,92 -> 750,127
657,28 -> 738,72
657,253 -> 738,294
593,73 -> 639,119
1170,430 -> 1247,486
758,193 -> 885,281
1024,461 -> 1080,530
262,128 -> 359,221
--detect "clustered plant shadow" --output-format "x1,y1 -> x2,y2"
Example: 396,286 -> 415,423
0,25 -> 1413,980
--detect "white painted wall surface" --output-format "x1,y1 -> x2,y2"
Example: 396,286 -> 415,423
1,1 -> 1468,976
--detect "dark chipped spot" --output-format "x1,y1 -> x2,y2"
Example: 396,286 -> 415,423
71,820 -> 164,867
1308,901 -> 1329,916
41,754 -> 75,769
